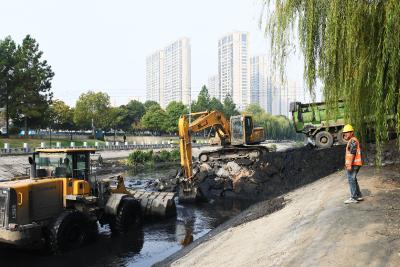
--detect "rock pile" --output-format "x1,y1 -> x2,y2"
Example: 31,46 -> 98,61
147,145 -> 347,202
191,145 -> 346,201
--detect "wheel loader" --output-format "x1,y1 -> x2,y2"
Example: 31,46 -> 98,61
0,148 -> 176,253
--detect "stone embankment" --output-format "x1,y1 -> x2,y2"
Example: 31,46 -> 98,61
153,139 -> 399,202
152,145 -> 346,202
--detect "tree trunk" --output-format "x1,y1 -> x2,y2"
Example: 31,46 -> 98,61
5,100 -> 9,137
24,116 -> 28,137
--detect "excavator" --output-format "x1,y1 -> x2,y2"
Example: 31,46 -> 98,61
178,110 -> 267,202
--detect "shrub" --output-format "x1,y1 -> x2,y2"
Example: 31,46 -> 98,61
127,149 -> 180,166
128,150 -> 154,166
170,149 -> 181,161
158,150 -> 171,162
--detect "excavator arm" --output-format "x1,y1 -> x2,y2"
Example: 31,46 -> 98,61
178,111 -> 231,181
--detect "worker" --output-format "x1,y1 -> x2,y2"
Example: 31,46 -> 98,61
342,124 -> 363,204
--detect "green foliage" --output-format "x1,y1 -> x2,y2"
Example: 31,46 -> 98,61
169,148 -> 181,161
104,106 -> 123,131
73,91 -> 111,129
2,35 -> 54,133
13,35 -> 54,130
209,97 -> 224,112
223,94 -> 240,119
140,106 -> 168,131
245,103 -> 264,117
127,149 -> 180,166
49,100 -> 74,130
155,150 -> 171,162
144,100 -> 160,111
191,86 -> 211,112
0,36 -> 17,134
165,101 -> 187,132
263,0 -> 400,154
118,100 -> 146,130
128,150 -> 154,165
244,103 -> 301,140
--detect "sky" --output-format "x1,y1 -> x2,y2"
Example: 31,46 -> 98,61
0,0 -> 306,106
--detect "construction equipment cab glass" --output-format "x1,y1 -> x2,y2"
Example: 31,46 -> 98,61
31,148 -> 92,180
230,115 -> 255,145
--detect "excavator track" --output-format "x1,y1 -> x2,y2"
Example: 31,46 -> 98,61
198,145 -> 268,163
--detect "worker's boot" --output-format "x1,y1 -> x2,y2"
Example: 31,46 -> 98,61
344,198 -> 358,204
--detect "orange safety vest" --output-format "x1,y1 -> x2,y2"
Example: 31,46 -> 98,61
345,137 -> 362,166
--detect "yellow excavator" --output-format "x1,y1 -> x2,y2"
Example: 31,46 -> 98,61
178,111 -> 267,201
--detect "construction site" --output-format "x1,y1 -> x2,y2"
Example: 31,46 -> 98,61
0,102 -> 399,267
1,1 -> 400,266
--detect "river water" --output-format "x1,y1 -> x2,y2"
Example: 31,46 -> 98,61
0,166 -> 249,267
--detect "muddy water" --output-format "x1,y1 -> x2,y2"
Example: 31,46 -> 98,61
0,166 -> 249,267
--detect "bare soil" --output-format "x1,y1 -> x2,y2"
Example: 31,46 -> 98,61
159,165 -> 400,267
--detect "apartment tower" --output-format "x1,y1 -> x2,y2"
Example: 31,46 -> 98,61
250,55 -> 272,113
146,37 -> 191,108
218,31 -> 250,109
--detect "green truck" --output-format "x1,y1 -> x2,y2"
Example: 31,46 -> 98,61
290,101 -> 347,148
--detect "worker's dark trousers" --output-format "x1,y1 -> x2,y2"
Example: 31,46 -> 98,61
346,166 -> 362,199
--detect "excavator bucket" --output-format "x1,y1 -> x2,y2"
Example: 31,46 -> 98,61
178,182 -> 198,203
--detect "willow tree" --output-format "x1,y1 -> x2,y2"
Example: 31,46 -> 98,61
263,0 -> 400,154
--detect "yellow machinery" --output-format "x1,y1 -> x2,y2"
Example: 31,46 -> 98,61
178,111 -> 266,201
0,148 -> 175,253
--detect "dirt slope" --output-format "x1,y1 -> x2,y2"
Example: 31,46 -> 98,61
171,166 -> 400,267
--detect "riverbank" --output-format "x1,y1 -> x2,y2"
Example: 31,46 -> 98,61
0,145 -> 224,179
157,164 -> 400,266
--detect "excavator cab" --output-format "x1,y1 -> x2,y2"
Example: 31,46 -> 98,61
230,115 -> 265,146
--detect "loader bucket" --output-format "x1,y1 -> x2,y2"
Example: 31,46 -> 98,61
127,189 -> 177,218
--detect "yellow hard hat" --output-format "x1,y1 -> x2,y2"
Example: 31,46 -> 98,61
342,124 -> 354,133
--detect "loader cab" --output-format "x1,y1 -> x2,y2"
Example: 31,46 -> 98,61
31,148 -> 95,180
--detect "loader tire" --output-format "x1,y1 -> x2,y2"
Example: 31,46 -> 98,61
315,131 -> 334,149
48,210 -> 93,254
110,197 -> 142,234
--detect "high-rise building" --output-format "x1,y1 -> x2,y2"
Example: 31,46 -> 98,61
146,37 -> 191,108
163,37 -> 191,108
218,31 -> 250,109
250,55 -> 272,113
207,74 -> 219,100
146,50 -> 164,104
271,80 -> 304,117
